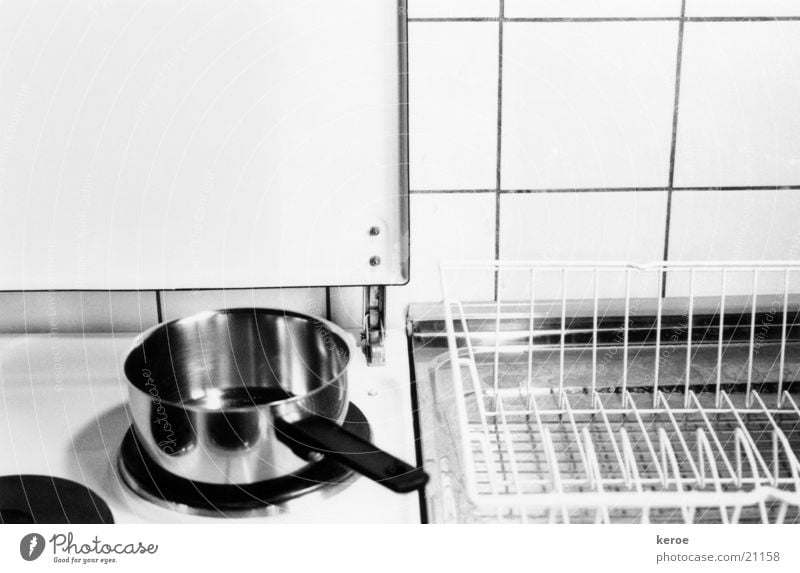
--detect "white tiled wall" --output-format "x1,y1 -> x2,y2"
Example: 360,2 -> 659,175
409,22 -> 499,190
686,1 -> 800,17
674,22 -> 800,188
407,0 -> 499,18
505,0 -> 681,18
499,192 -> 667,300
668,189 -> 800,296
501,22 -> 678,190
385,0 -> 800,323
670,190 -> 800,261
3,2 -> 800,333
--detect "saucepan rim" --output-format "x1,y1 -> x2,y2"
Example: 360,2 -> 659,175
123,307 -> 352,413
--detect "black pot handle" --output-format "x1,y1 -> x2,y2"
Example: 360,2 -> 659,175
275,415 -> 428,493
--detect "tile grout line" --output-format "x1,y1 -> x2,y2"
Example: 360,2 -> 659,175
410,17 -> 501,22
662,0 -> 687,296
408,16 -> 800,23
491,0 -> 510,487
325,287 -> 332,321
410,185 -> 800,194
494,0 -> 505,301
410,188 -> 497,194
155,291 -> 163,322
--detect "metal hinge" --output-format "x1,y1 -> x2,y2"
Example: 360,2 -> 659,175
362,285 -> 386,366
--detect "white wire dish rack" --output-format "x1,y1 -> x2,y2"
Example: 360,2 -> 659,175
440,261 -> 800,524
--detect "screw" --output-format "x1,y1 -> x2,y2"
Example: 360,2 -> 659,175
370,256 -> 381,267
369,226 -> 381,236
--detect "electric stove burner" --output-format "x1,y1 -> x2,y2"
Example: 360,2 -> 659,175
118,403 -> 371,517
0,475 -> 114,524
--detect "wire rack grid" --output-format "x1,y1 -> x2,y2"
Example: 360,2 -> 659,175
440,261 -> 800,524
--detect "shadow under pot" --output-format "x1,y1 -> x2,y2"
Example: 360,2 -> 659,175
123,308 -> 428,493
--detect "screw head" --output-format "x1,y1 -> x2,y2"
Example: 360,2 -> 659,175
369,256 -> 381,267
369,226 -> 381,236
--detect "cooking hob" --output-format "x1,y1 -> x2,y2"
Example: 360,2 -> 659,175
0,332 -> 420,523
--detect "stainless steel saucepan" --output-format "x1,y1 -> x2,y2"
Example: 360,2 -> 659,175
123,308 -> 427,493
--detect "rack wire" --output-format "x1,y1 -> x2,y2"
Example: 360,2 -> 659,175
441,261 -> 800,523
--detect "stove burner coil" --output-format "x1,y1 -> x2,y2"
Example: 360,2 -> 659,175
0,475 -> 114,524
118,403 -> 371,517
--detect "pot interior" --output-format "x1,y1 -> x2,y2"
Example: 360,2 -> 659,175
124,309 -> 350,409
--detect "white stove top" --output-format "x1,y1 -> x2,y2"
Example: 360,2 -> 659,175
0,330 -> 420,523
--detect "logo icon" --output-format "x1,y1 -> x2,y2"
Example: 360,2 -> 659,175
20,533 -> 46,561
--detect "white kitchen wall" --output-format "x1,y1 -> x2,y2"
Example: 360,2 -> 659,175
0,291 -> 158,333
359,0 -> 800,328
160,289 -> 328,322
674,22 -> 800,188
504,0 -> 681,18
501,21 -> 678,190
499,192 -> 668,300
668,189 -> 800,296
2,1 -> 800,333
686,1 -> 800,17
409,22 -> 498,190
407,0 -> 498,18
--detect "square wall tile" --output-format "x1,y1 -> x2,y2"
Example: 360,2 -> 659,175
667,189 -> 800,297
409,22 -> 499,190
505,0 -> 682,18
687,1 -> 800,17
332,193 -> 496,329
501,22 -> 679,190
160,288 -> 327,321
407,0 -> 499,18
0,291 -> 158,333
674,22 -> 800,188
499,192 -> 668,300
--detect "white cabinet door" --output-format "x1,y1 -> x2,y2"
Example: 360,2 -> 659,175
0,0 -> 408,289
